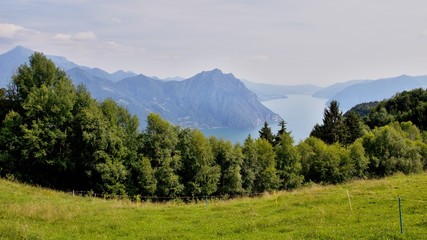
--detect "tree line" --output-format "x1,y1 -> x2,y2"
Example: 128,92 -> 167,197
0,53 -> 426,199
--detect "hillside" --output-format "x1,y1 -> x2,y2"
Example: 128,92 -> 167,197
1,173 -> 426,239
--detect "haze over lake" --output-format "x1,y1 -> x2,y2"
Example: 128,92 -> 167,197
202,95 -> 328,143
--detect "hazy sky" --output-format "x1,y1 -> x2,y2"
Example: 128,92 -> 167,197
1,0 -> 427,86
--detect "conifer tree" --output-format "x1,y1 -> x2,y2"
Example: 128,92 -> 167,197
274,121 -> 303,189
310,100 -> 345,144
259,121 -> 274,145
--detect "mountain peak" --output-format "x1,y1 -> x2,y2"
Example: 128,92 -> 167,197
11,45 -> 33,53
210,68 -> 223,74
5,45 -> 33,56
397,74 -> 411,79
198,68 -> 238,80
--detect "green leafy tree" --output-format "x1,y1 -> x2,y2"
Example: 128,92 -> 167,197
211,137 -> 243,195
241,135 -> 258,193
380,88 -> 427,131
366,106 -> 395,129
298,137 -> 346,184
362,122 -> 423,177
13,52 -> 64,101
274,125 -> 303,189
72,98 -> 129,195
344,101 -> 379,118
178,129 -> 220,196
342,111 -> 365,145
254,138 -> 279,192
0,88 -> 18,122
296,140 -> 315,181
94,155 -> 128,196
417,140 -> 427,170
129,155 -> 157,196
348,139 -> 369,179
69,88 -> 105,189
143,113 -> 183,198
0,111 -> 24,177
0,52 -> 77,187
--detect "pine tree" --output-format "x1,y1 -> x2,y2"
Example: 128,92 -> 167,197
342,111 -> 364,145
274,121 -> 303,189
259,121 -> 274,145
310,100 -> 345,144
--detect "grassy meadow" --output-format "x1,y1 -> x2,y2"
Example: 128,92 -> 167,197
1,173 -> 427,239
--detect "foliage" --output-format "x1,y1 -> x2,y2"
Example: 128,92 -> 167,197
299,137 -> 343,184
178,129 -> 220,196
362,122 -> 423,177
211,137 -> 243,195
366,106 -> 395,129
344,101 -> 379,118
274,122 -> 303,189
254,138 -> 280,192
1,53 -> 426,200
143,113 -> 184,198
310,100 -> 346,144
311,101 -> 367,146
342,111 -> 366,145
241,135 -> 258,193
0,53 -> 77,187
366,88 -> 427,130
258,121 -> 274,145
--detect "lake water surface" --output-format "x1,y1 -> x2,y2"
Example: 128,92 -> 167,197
201,95 -> 328,143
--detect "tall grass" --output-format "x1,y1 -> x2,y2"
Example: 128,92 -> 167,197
1,173 -> 426,239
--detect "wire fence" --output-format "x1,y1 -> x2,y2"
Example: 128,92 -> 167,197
68,189 -> 427,204
68,190 -> 264,202
64,188 -> 427,235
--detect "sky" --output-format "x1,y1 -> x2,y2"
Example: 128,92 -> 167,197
1,0 -> 427,86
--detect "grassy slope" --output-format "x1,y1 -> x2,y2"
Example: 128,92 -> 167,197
1,173 -> 426,239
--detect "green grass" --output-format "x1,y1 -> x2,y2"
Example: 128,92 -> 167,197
1,173 -> 427,239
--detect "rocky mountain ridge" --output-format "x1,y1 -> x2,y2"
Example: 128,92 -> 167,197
0,46 -> 280,129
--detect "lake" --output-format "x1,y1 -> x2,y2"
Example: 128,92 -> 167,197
201,95 -> 328,144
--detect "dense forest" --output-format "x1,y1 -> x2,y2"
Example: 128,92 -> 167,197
0,53 -> 426,200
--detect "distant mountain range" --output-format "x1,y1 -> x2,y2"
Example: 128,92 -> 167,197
2,46 -> 427,129
312,80 -> 371,99
315,75 -> 427,111
0,46 -> 280,129
242,80 -> 321,101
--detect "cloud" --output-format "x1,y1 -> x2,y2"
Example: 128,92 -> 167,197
73,31 -> 96,41
0,23 -> 23,38
53,33 -> 72,41
53,31 -> 96,41
0,23 -> 39,39
0,21 -> 144,73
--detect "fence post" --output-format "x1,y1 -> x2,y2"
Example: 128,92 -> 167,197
274,191 -> 278,207
346,190 -> 353,212
398,196 -> 403,234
